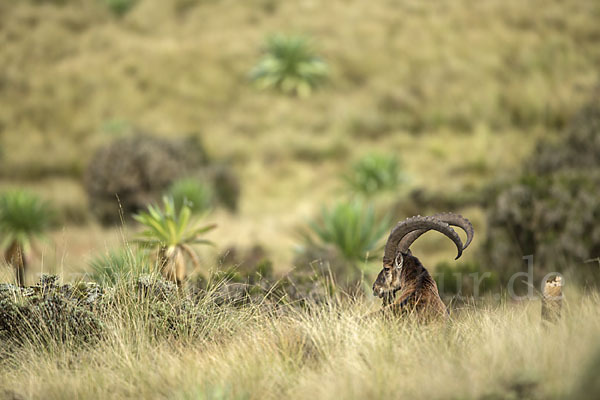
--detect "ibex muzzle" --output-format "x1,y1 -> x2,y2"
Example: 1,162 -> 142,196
372,253 -> 404,305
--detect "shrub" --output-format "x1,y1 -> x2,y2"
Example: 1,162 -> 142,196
191,266 -> 334,309
344,153 -> 405,196
527,100 -> 600,176
484,172 -> 600,290
102,274 -> 216,339
250,34 -> 328,97
266,269 -> 335,306
298,201 -> 388,279
483,98 -> 600,290
0,276 -> 103,348
88,247 -> 151,285
434,260 -> 498,300
166,178 -> 213,214
84,135 -> 206,224
207,164 -> 241,213
292,245 -> 350,282
216,244 -> 274,284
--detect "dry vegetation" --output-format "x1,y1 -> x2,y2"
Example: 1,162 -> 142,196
1,279 -> 600,400
1,0 -> 599,274
1,0 -> 600,398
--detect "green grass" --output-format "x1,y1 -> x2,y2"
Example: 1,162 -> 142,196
166,178 -> 213,215
0,282 -> 599,399
88,246 -> 151,285
344,153 -> 405,196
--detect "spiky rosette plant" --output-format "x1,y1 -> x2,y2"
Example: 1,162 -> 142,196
250,34 -> 328,97
0,190 -> 53,286
298,200 -> 389,281
88,247 -> 152,286
133,196 -> 216,286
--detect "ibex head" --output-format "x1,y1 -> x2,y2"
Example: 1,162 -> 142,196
372,213 -> 474,303
372,252 -> 405,305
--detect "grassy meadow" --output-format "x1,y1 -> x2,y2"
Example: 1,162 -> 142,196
1,0 -> 599,274
1,284 -> 600,400
1,0 -> 600,398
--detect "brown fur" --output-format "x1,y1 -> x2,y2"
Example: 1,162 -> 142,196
372,252 -> 447,321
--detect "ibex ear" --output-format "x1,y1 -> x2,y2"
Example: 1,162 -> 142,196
393,253 -> 404,270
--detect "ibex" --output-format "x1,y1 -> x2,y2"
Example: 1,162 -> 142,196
371,213 -> 474,320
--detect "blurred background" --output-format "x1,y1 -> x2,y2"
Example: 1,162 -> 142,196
0,0 -> 599,297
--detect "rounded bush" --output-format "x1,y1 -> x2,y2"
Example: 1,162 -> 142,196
483,99 -> 600,290
84,135 -> 207,224
0,276 -> 104,348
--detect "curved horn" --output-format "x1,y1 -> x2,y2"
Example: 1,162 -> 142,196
383,215 -> 464,263
398,212 -> 474,252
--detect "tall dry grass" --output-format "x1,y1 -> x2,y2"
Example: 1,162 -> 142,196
1,283 -> 599,399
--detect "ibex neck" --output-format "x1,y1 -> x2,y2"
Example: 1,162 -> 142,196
400,253 -> 431,287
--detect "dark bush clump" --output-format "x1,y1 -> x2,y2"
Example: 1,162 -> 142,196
0,275 -> 104,348
292,245 -> 350,283
191,251 -> 333,309
211,270 -> 333,309
527,102 -> 600,176
85,135 -> 207,224
135,274 -> 179,301
102,274 -> 211,339
216,244 -> 273,284
131,275 -> 204,337
483,98 -> 600,291
268,269 -> 335,306
207,164 -> 241,213
434,260 -> 498,300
